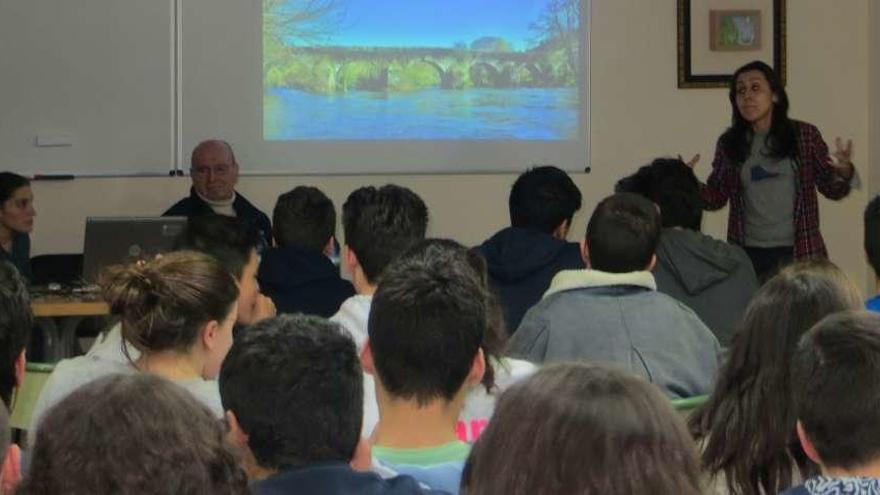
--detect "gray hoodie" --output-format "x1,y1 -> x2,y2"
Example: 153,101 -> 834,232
653,229 -> 758,346
510,270 -> 720,399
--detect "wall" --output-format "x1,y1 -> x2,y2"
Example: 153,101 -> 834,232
29,0 -> 874,291
872,1 -> 880,198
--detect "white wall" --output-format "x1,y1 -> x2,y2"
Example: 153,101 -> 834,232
871,1 -> 880,198
29,0 -> 874,291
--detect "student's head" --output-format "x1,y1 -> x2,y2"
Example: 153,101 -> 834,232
615,158 -> 703,231
865,195 -> 880,281
101,251 -> 239,379
176,214 -> 263,325
20,373 -> 247,494
793,311 -> 880,473
342,184 -> 428,285
0,172 -> 35,236
461,363 -> 702,495
0,261 -> 31,408
366,239 -> 485,406
690,260 -> 863,494
584,193 -> 661,273
219,314 -> 362,472
272,186 -> 335,254
509,165 -> 582,237
190,139 -> 239,201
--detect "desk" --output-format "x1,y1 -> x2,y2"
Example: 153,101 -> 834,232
31,296 -> 110,363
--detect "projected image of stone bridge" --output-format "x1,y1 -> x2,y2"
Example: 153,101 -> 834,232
265,45 -> 576,94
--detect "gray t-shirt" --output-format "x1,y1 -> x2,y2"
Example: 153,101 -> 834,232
740,134 -> 796,247
28,354 -> 224,448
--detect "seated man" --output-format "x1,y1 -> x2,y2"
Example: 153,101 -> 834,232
330,184 -> 428,352
864,196 -> 880,312
510,192 -> 720,399
219,314 -> 442,494
259,186 -> 354,317
617,158 -> 757,345
164,139 -> 272,248
478,166 -> 584,333
784,311 -> 880,494
364,241 -> 487,494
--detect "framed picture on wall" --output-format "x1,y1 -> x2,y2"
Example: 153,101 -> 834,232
677,0 -> 786,88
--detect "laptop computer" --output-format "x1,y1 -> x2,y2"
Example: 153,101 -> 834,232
81,216 -> 187,284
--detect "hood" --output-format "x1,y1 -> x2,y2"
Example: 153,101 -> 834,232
479,227 -> 581,283
258,246 -> 339,289
655,229 -> 742,295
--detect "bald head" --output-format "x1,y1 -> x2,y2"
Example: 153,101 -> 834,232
190,140 -> 239,201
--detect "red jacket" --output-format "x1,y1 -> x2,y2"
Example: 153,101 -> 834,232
700,121 -> 852,260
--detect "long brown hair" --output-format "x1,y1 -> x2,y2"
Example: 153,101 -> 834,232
690,260 -> 862,494
100,251 -> 238,359
19,373 -> 248,494
462,363 -> 703,495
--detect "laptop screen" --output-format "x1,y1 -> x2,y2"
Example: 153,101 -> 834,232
81,217 -> 187,284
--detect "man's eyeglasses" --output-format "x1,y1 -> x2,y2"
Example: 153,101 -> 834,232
191,164 -> 232,176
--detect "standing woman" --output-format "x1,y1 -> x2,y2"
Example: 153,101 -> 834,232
699,61 -> 856,281
0,173 -> 35,281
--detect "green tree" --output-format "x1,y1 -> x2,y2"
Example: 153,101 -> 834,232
264,0 -> 348,47
530,0 -> 581,80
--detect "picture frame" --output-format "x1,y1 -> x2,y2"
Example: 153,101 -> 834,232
677,0 -> 786,89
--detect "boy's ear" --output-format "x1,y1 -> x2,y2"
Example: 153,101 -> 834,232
343,245 -> 359,271
797,421 -> 822,466
13,350 -> 25,389
226,410 -> 250,447
646,254 -> 657,271
552,219 -> 571,240
361,341 -> 376,375
323,236 -> 336,258
1,443 -> 21,494
466,348 -> 486,386
579,238 -> 590,267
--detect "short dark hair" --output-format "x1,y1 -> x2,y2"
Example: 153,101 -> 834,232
273,186 -> 335,252
0,172 -> 29,205
865,196 -> 880,279
461,363 -> 703,495
342,185 -> 428,283
369,239 -> 485,405
586,193 -> 661,273
0,261 -> 31,408
0,402 -> 9,463
175,214 -> 260,280
509,166 -> 582,234
21,374 -> 247,494
793,311 -> 880,469
219,314 -> 362,470
615,158 -> 703,231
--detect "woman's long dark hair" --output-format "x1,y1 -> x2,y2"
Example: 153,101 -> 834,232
689,261 -> 862,494
720,60 -> 797,163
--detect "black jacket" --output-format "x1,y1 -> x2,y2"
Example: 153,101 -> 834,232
163,187 -> 272,248
253,463 -> 449,495
258,246 -> 355,317
478,227 -> 584,333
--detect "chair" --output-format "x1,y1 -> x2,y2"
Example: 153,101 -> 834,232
10,362 -> 55,434
671,394 -> 709,416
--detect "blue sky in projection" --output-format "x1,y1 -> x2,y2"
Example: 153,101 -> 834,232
302,0 -> 546,50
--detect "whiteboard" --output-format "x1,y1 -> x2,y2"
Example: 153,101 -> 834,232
0,0 -> 175,176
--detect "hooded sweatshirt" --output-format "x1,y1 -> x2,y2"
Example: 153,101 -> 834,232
653,228 -> 758,346
478,227 -> 584,333
258,246 -> 355,318
781,476 -> 880,495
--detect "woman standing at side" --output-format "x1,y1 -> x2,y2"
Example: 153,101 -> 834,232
698,61 -> 856,281
0,173 -> 35,281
